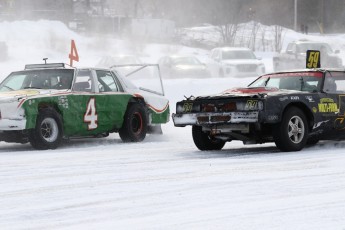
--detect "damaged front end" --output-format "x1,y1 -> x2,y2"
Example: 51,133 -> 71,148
172,95 -> 273,144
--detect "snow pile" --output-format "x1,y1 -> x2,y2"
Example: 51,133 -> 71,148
0,20 -> 79,60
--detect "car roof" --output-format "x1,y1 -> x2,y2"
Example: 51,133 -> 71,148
22,63 -> 114,72
263,68 -> 345,76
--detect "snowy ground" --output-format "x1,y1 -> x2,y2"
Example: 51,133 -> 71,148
1,21 -> 345,230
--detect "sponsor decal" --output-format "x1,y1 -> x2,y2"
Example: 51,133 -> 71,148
58,96 -> 69,109
279,96 -> 289,101
267,115 -> 278,121
245,100 -> 258,110
291,96 -> 299,100
313,120 -> 329,129
335,115 -> 345,130
312,107 -> 318,113
183,103 -> 193,113
28,99 -> 35,105
318,98 -> 339,113
305,96 -> 315,102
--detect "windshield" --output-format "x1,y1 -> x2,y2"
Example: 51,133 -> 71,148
249,72 -> 323,92
0,69 -> 75,91
222,50 -> 257,60
297,43 -> 333,54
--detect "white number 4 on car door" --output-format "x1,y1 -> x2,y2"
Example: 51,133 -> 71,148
84,97 -> 98,130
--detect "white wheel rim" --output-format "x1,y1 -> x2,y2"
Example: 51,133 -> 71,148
288,115 -> 305,144
40,118 -> 59,142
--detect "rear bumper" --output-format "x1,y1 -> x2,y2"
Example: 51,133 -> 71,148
0,118 -> 26,130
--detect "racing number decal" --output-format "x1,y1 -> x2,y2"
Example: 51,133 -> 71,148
183,103 -> 193,112
69,39 -> 79,67
84,97 -> 98,130
245,100 -> 258,110
306,50 -> 320,68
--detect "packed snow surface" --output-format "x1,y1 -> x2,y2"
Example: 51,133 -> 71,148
1,20 -> 345,230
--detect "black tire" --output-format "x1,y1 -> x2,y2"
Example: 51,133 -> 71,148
119,103 -> 147,142
29,108 -> 63,150
192,125 -> 225,151
273,106 -> 308,152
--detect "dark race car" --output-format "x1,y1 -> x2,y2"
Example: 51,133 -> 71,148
172,69 -> 345,152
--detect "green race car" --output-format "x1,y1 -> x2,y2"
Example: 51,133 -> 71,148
0,63 -> 169,149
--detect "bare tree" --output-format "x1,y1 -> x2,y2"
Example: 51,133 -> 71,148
274,25 -> 284,52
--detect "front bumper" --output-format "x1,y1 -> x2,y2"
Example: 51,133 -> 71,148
172,111 -> 259,126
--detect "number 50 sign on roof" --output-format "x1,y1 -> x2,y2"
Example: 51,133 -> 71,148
69,39 -> 79,67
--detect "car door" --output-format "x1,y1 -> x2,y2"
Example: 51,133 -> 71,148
329,71 -> 345,137
64,69 -> 132,137
318,72 -> 341,138
94,70 -> 132,132
62,69 -> 98,136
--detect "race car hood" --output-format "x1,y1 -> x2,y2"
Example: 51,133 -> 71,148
195,87 -> 307,100
0,89 -> 67,103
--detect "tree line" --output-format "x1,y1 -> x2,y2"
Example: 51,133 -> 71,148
1,0 -> 345,33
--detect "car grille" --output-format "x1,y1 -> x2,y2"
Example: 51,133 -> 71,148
237,64 -> 257,72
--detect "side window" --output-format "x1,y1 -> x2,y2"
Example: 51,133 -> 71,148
73,70 -> 93,92
96,70 -> 119,92
329,72 -> 345,92
323,72 -> 337,93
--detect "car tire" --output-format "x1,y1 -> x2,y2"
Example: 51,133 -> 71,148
192,125 -> 225,151
273,106 -> 308,152
29,107 -> 63,150
119,103 -> 147,142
